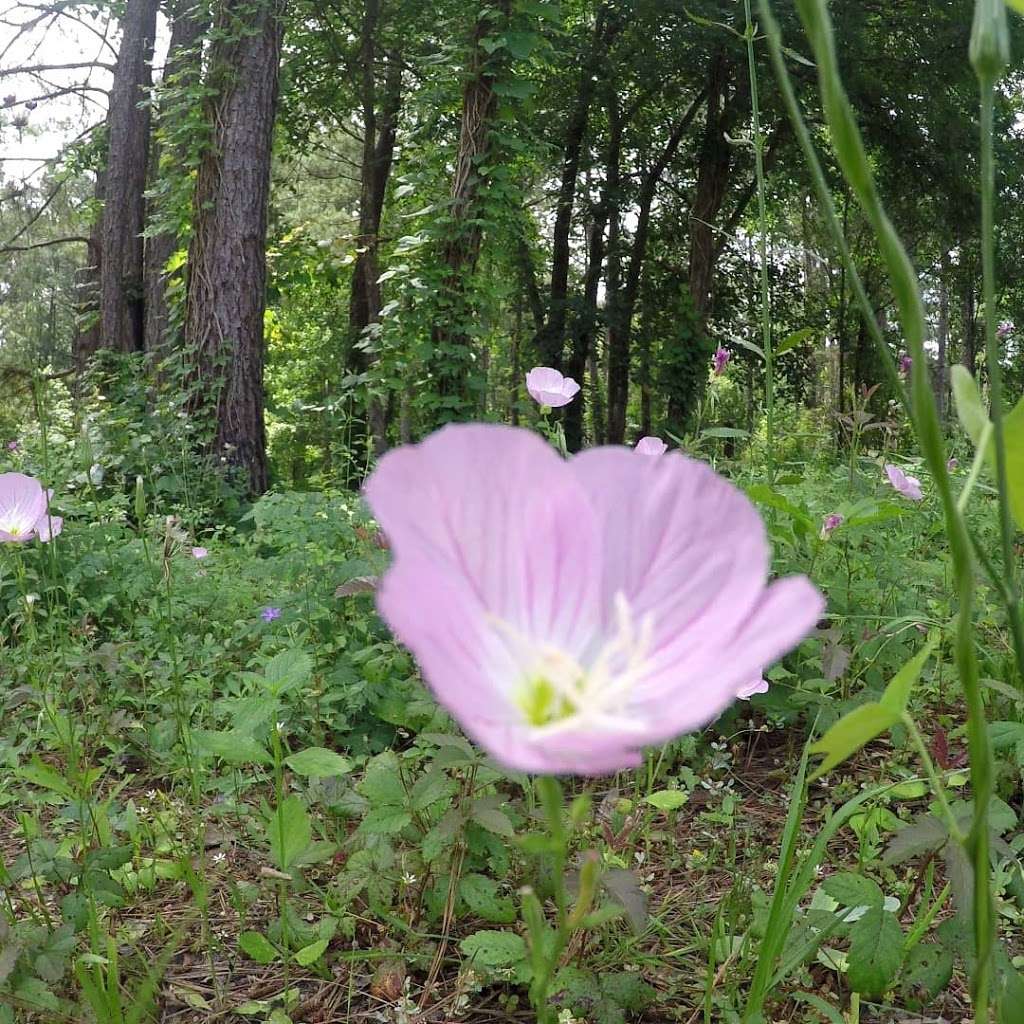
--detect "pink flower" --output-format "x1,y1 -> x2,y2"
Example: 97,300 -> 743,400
947,457 -> 958,472
635,436 -> 667,457
6,440 -> 18,452
997,320 -> 1014,340
737,677 -> 769,701
899,354 -> 912,374
364,424 -> 823,775
261,606 -> 281,622
0,473 -> 62,543
820,513 -> 844,539
885,463 -> 923,501
526,367 -> 580,409
712,347 -> 731,376
191,546 -> 209,560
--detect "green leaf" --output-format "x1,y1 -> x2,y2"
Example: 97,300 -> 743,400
701,427 -> 750,439
268,796 -> 312,871
809,703 -> 899,777
285,747 -> 352,777
459,929 -> 528,969
239,931 -> 278,964
1002,394 -> 1024,529
644,790 -> 688,811
459,873 -> 516,924
194,730 -> 272,765
733,336 -> 766,359
16,758 -> 75,799
821,872 -> 883,908
882,814 -> 948,865
989,721 -> 1024,750
879,632 -> 938,714
470,796 -> 515,836
263,649 -> 312,695
1008,0 -> 1024,14
951,365 -> 992,454
293,939 -> 329,966
847,903 -> 902,995
776,326 -> 815,355
901,943 -> 954,1005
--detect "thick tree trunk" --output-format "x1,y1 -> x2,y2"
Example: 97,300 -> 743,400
72,169 -> 105,366
963,281 -> 977,376
348,0 -> 402,458
687,50 -> 736,323
184,0 -> 284,496
101,0 -> 159,354
428,0 -> 511,420
144,0 -> 208,356
534,6 -> 618,369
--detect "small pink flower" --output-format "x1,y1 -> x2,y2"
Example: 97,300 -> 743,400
885,463 -> 923,501
0,472 -> 62,543
997,320 -> 1014,340
712,347 -> 731,376
947,457 -> 958,472
364,424 -> 823,775
899,354 -> 912,374
820,513 -> 844,539
191,546 -> 209,560
736,677 -> 769,701
526,367 -> 580,408
261,606 -> 282,623
6,440 -> 18,452
635,436 -> 667,457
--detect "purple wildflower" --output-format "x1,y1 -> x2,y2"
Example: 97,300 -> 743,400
712,347 -> 731,376
820,513 -> 844,540
261,606 -> 282,623
885,463 -> 923,501
900,354 -> 912,374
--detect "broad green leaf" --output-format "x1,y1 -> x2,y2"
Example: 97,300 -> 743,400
879,633 -> 938,714
284,747 -> 352,778
16,758 -> 75,799
847,904 -> 902,995
776,326 -> 815,355
821,872 -> 883,908
193,730 -> 271,765
459,873 -> 516,924
293,939 -> 329,966
470,796 -> 515,836
268,796 -> 312,871
901,943 -> 954,1005
644,790 -> 688,811
263,649 -> 312,695
701,427 -> 750,439
238,931 -> 278,964
733,336 -> 766,359
809,703 -> 899,777
989,721 -> 1024,750
459,930 -> 528,969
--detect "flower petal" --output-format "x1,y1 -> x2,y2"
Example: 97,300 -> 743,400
0,473 -> 46,541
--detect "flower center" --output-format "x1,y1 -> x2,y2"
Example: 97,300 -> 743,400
497,594 -> 655,737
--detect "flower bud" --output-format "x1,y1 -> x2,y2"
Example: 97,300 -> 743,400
970,0 -> 1010,82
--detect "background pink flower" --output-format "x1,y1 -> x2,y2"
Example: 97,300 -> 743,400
0,473 -> 62,543
820,513 -> 844,539
365,424 -> 823,775
526,367 -> 580,408
191,546 -> 209,559
712,347 -> 731,375
635,436 -> 667,457
885,463 -> 923,501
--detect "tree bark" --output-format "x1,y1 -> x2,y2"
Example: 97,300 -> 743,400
605,89 -> 705,444
603,86 -> 627,444
935,250 -> 949,420
687,49 -> 737,323
534,5 -> 619,369
72,168 -> 105,367
184,0 -> 284,496
100,0 -> 159,354
144,0 -> 209,356
428,0 -> 511,421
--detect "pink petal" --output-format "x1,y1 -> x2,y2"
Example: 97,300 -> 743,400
635,436 -> 668,457
36,514 -> 62,542
737,677 -> 769,700
0,473 -> 46,542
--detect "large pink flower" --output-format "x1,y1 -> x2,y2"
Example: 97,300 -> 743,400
635,436 -> 668,457
364,425 -> 823,775
0,473 -> 62,543
526,367 -> 580,408
884,463 -> 923,501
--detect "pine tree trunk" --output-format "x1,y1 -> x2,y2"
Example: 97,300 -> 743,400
184,0 -> 284,496
144,0 -> 208,356
101,0 -> 159,354
603,87 -> 627,444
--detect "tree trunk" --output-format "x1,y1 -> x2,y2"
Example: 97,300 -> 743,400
935,250 -> 949,420
963,281 -> 977,376
603,86 -> 628,444
605,90 -> 705,445
144,0 -> 208,356
72,168 -> 105,367
101,0 -> 159,354
534,5 -> 618,369
348,0 -> 402,458
564,206 -> 607,452
184,0 -> 284,496
428,0 -> 511,421
687,50 -> 736,323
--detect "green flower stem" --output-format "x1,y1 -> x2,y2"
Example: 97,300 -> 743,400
901,713 -> 965,845
743,0 -> 775,483
760,1 -> 994,1014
